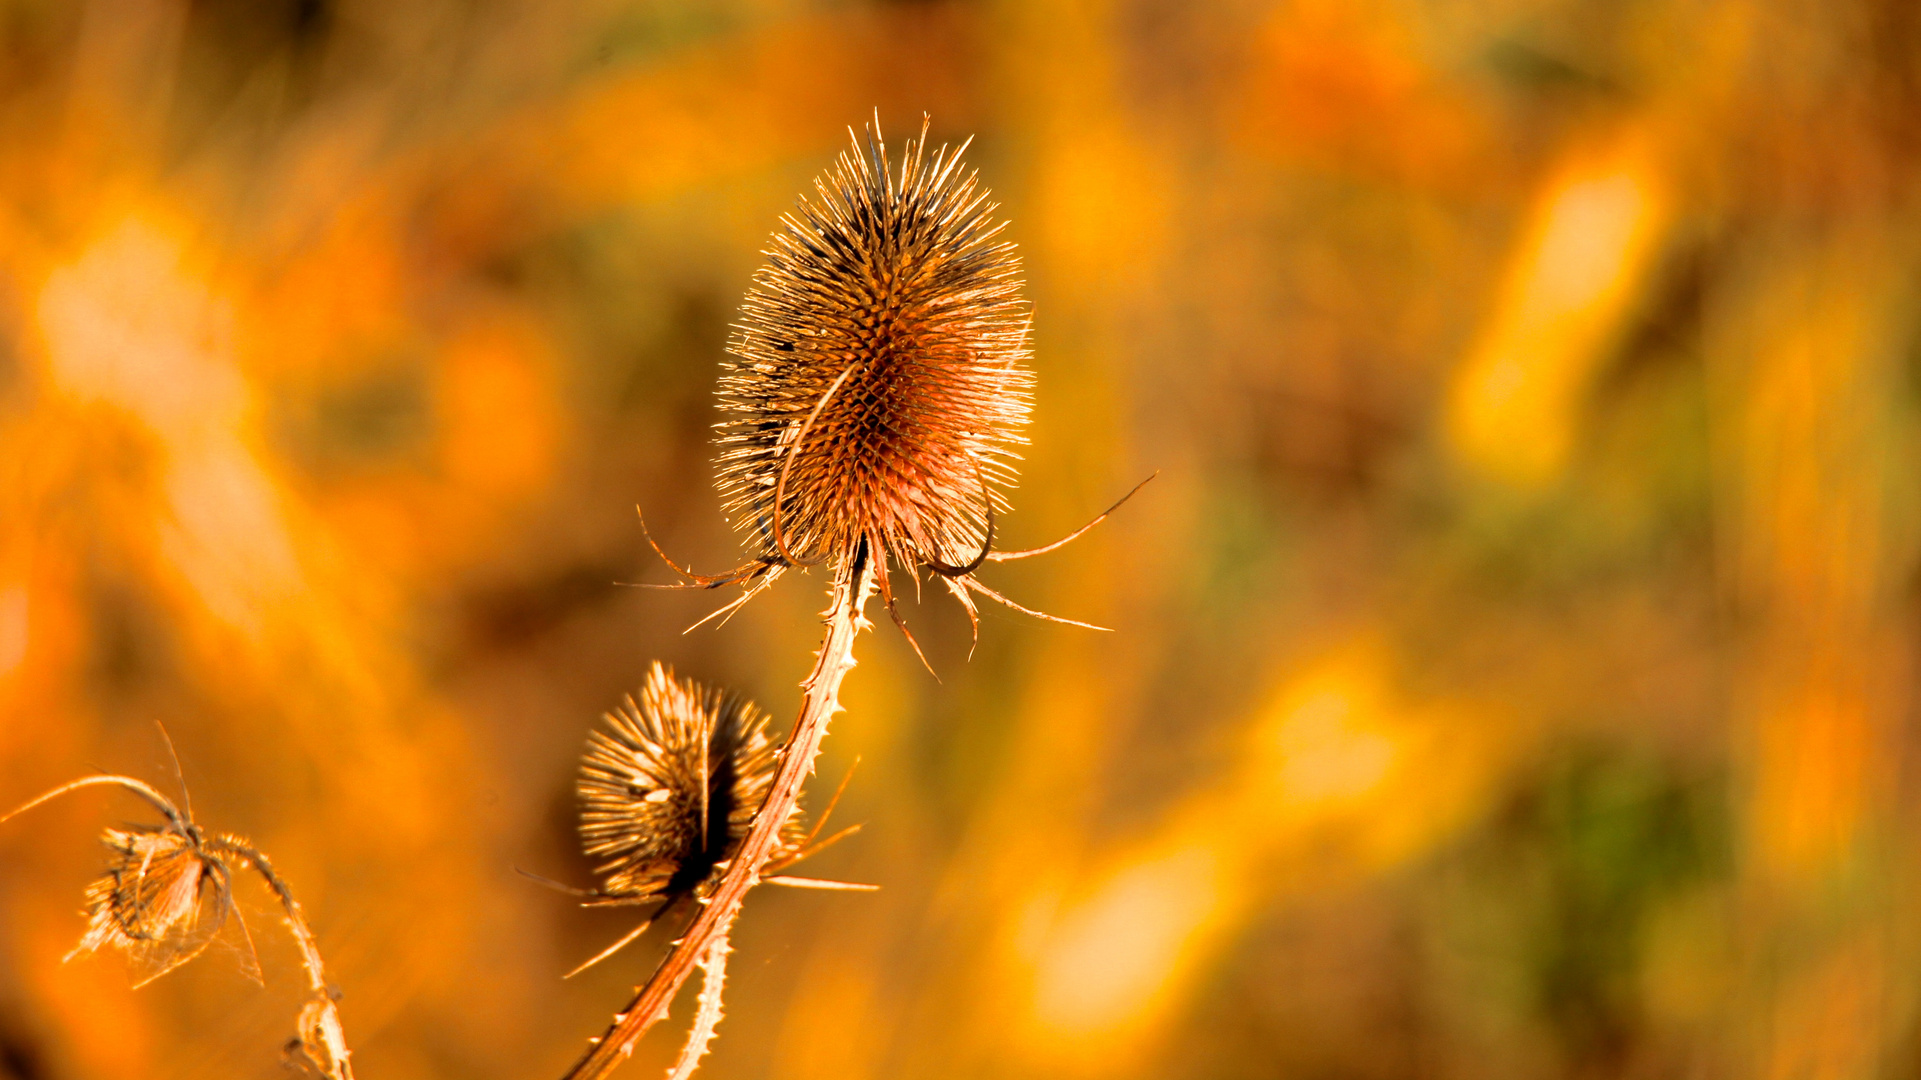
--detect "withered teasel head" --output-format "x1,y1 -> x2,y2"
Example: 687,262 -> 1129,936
0,769 -> 254,992
71,823 -> 238,987
715,117 -> 1033,578
578,662 -> 809,901
566,662 -> 863,978
4,734 -> 356,1078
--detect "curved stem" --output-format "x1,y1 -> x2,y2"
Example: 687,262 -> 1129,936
1,775 -> 190,836
207,836 -> 357,1080
561,546 -> 876,1080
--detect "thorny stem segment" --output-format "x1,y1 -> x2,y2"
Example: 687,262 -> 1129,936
563,547 -> 877,1080
206,837 -> 357,1080
665,938 -> 731,1080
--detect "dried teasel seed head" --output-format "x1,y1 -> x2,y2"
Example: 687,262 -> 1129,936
578,662 -> 808,900
716,116 -> 1034,573
69,825 -> 232,984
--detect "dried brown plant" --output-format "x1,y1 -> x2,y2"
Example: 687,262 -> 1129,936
2,753 -> 356,1080
714,113 -> 1032,601
70,822 -> 241,987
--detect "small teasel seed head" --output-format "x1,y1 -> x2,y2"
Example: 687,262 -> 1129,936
69,825 -> 231,981
715,115 -> 1034,572
578,662 -> 807,900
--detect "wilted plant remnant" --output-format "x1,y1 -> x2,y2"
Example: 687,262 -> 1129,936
70,823 -> 238,986
2,758 -> 356,1080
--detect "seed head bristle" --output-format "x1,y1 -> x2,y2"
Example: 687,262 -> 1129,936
578,662 -> 808,901
715,115 -> 1034,575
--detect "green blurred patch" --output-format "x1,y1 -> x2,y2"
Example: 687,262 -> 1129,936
1430,742 -> 1731,1073
276,355 -> 434,475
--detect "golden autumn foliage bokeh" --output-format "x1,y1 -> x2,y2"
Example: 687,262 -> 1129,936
4,1 -> 1921,1078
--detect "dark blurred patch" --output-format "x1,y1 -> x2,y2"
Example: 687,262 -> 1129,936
621,288 -> 729,419
85,579 -> 171,704
189,0 -> 332,47
0,1010 -> 43,1080
410,176 -> 547,285
1864,0 -> 1921,162
0,336 -> 16,404
459,561 -> 627,653
176,0 -> 334,137
0,267 -> 21,404
1196,888 -> 1425,1080
1484,39 -> 1615,98
527,210 -> 727,431
0,2 -> 82,100
1900,270 -> 1921,408
1593,242 -> 1709,407
576,4 -> 738,73
321,366 -> 430,458
278,357 -> 434,475
1117,0 -> 1253,120
1249,381 -> 1409,500
617,286 -> 735,527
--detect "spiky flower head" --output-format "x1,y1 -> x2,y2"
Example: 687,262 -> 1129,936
715,117 -> 1033,575
69,824 -> 234,986
578,662 -> 808,900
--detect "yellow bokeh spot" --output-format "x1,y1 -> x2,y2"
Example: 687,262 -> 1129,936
1251,658 -> 1400,814
1447,132 -> 1670,487
1029,845 -> 1227,1045
1021,648 -> 1417,1058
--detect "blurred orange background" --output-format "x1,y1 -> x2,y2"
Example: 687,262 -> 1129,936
3,1 -> 1920,1078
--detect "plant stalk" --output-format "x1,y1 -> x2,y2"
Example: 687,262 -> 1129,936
209,836 -> 357,1080
561,549 -> 877,1080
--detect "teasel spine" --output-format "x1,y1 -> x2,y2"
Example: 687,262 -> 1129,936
561,548 -> 876,1080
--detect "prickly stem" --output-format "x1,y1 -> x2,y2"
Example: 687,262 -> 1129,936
664,936 -> 731,1080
